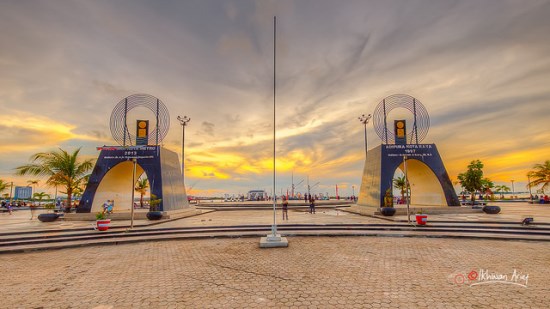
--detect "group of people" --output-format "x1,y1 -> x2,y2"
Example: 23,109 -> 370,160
102,200 -> 115,214
534,195 -> 550,204
280,196 -> 317,220
1,200 -> 13,214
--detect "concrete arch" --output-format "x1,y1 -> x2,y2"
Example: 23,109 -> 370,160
78,146 -> 189,213
90,161 -> 146,213
397,159 -> 447,206
358,144 -> 459,207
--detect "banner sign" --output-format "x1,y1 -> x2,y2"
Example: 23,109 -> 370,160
384,144 -> 435,158
96,146 -> 157,160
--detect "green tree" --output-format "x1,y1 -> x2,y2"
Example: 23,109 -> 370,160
15,148 -> 93,212
33,192 -> 50,205
495,185 -> 510,199
71,175 -> 89,200
457,160 -> 484,204
149,194 -> 162,211
481,178 -> 494,199
494,185 -> 511,199
27,179 -> 39,202
134,178 -> 149,208
0,179 -> 8,195
528,160 -> 550,194
393,175 -> 407,203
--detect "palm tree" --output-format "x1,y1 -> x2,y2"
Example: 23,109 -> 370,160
33,192 -> 50,205
135,178 -> 149,208
15,148 -> 94,212
27,179 -> 39,202
393,175 -> 407,203
0,179 -> 8,195
71,175 -> 89,200
494,185 -> 510,199
528,160 -> 550,194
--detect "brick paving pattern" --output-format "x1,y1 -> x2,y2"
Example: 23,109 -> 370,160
1,237 -> 549,308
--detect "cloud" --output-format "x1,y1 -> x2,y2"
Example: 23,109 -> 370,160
200,121 -> 215,136
1,0 -> 549,195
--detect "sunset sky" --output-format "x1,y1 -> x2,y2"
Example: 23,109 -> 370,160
1,0 -> 549,197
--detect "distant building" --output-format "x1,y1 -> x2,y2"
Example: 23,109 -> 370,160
14,186 -> 32,199
247,190 -> 266,201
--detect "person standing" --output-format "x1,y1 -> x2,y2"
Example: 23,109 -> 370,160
30,203 -> 36,220
309,197 -> 316,214
282,197 -> 289,220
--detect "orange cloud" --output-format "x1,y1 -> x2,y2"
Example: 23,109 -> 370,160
0,113 -> 100,153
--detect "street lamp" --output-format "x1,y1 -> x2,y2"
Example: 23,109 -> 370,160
404,155 -> 411,223
130,158 -> 137,229
177,115 -> 191,178
527,174 -> 533,203
9,182 -> 13,205
358,114 -> 372,160
511,179 -> 515,198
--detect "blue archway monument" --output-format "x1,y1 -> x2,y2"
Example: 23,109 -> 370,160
77,94 -> 189,214
357,94 -> 459,208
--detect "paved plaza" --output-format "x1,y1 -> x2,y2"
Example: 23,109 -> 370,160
387,202 -> 550,224
2,202 -> 550,235
1,201 -> 550,308
1,236 -> 549,308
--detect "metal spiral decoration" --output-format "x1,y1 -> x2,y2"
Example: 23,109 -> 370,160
110,94 -> 170,146
373,94 -> 430,144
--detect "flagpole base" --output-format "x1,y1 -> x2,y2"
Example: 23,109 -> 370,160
260,234 -> 288,248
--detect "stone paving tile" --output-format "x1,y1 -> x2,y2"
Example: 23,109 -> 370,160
150,208 -> 381,229
390,202 -> 550,224
3,201 -> 548,237
0,237 -> 549,308
0,209 -> 153,234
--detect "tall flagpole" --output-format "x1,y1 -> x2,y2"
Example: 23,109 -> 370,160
271,16 -> 277,237
260,16 -> 287,247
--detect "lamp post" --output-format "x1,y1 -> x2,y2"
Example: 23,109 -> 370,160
511,179 -> 515,198
9,182 -> 13,205
527,174 -> 533,203
352,185 -> 355,198
177,116 -> 191,178
358,114 -> 372,160
130,158 -> 137,229
404,155 -> 411,223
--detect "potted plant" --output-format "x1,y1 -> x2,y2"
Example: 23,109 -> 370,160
415,209 -> 428,225
96,212 -> 111,231
380,188 -> 396,216
146,194 -> 163,220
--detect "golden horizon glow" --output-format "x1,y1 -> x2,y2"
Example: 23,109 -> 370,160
0,1 -> 549,196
